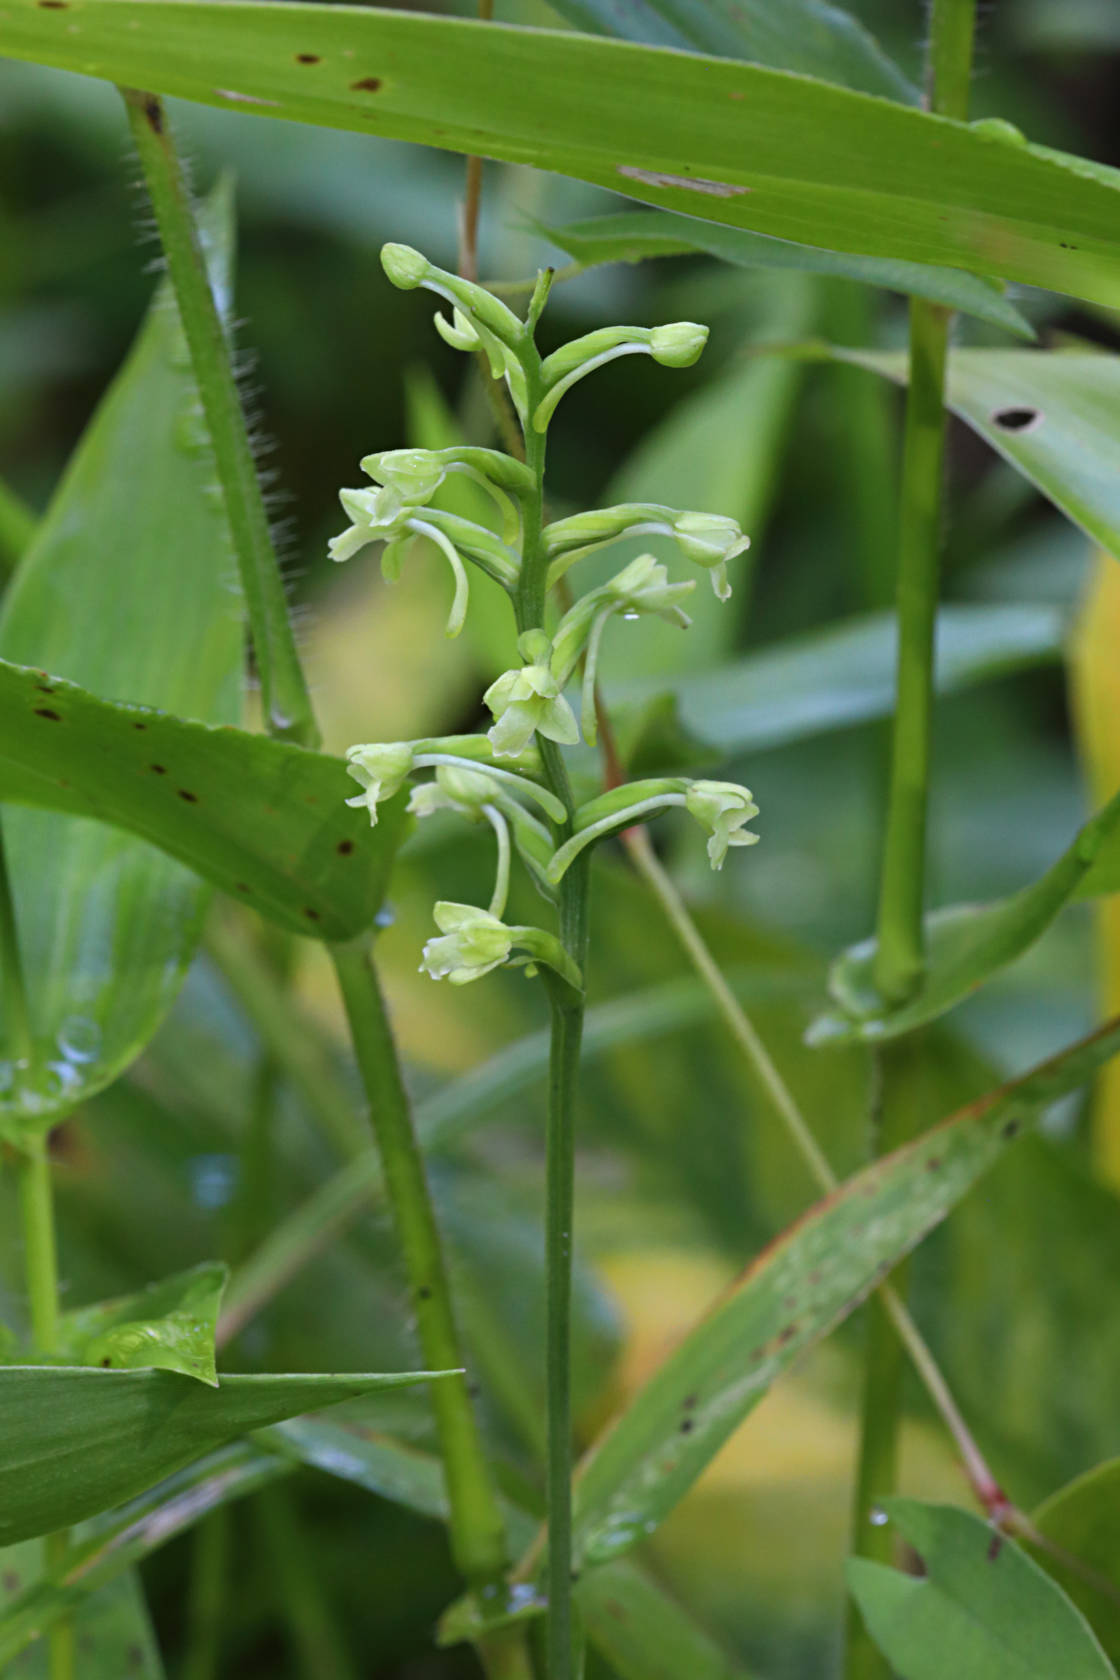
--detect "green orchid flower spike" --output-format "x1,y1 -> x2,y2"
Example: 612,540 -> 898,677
335,242 -> 758,1679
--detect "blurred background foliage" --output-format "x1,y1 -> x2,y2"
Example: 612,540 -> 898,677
2,1 -> 1120,1674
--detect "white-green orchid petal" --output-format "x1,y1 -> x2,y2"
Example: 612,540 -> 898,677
684,780 -> 760,868
343,742 -> 416,826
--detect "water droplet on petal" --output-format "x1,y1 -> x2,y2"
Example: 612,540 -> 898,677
58,1016 -> 101,1063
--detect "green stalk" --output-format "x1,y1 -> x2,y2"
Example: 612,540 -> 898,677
0,474 -> 35,579
851,7 -> 976,1675
119,87 -> 318,748
255,1485 -> 360,1680
182,1508 -> 231,1680
330,935 -> 508,1593
205,918 -> 368,1163
1,822 -> 71,1680
622,825 -> 1009,1513
513,377 -> 589,1680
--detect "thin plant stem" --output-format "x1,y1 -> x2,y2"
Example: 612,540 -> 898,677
0,473 -> 35,579
255,1484 -> 361,1680
119,87 -> 318,748
329,935 -> 509,1593
851,7 -> 976,1674
204,917 -> 369,1163
1,823 -> 72,1680
620,825 -> 1009,1520
512,372 -> 589,1680
182,1507 -> 232,1680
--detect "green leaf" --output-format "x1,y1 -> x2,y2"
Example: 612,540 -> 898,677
540,0 -> 914,100
0,1443 -> 288,1671
534,212 -> 1035,337
6,5 -> 1120,306
270,1419 -> 753,1677
0,187 -> 243,1140
0,1367 -> 449,1545
808,786 -> 1120,1046
612,603 -> 1065,756
567,1020 -> 1120,1569
1030,1461 -> 1120,1670
842,347 -> 1120,565
847,1498 -> 1118,1680
0,658 -> 406,948
0,1549 -> 165,1680
53,1262 -> 228,1387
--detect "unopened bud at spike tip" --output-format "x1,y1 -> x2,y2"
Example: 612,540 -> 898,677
649,321 -> 709,368
381,243 -> 429,290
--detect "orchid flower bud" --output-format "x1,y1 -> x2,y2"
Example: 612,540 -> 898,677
380,245 -> 524,349
648,321 -> 708,367
684,780 -> 760,868
344,742 -> 415,826
532,321 -> 709,432
483,630 -> 580,758
434,306 -> 482,353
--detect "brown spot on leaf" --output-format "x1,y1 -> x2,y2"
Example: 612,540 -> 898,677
295,52 -> 321,63
1001,1118 -> 1021,1141
234,882 -> 251,893
302,906 -> 321,920
133,721 -> 147,731
177,789 -> 199,803
991,406 -> 1042,435
150,764 -> 167,775
777,1324 -> 798,1346
2,1572 -> 19,1593
34,708 -> 61,721
337,838 -> 354,855
351,76 -> 382,91
926,1156 -> 942,1172
680,1417 -> 695,1434
143,95 -> 163,133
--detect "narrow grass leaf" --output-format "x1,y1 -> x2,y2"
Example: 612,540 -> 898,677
808,786 -> 1120,1046
534,213 -> 1034,337
1030,1460 -> 1120,1670
0,187 -> 241,1141
538,0 -> 914,100
53,1262 -> 228,1387
612,603 -> 1065,755
0,1444 -> 288,1670
0,658 -> 406,949
5,5 -> 1120,306
567,1019 -> 1120,1569
847,1498 -> 1117,1680
0,1367 -> 452,1546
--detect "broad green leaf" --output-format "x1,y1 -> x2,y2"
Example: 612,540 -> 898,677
540,0 -> 914,101
6,6 -> 1120,306
535,212 -> 1034,337
0,1548 -> 164,1680
0,658 -> 406,950
54,1262 -> 227,1386
0,1366 -> 449,1545
566,1020 -> 1120,1569
1030,1461 -> 1120,1669
0,187 -> 241,1140
270,1419 -> 753,1677
843,348 -> 1120,566
0,1443 -> 288,1671
847,1498 -> 1117,1680
612,603 -> 1065,756
808,786 -> 1120,1046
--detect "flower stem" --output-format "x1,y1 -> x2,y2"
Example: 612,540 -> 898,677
329,935 -> 508,1593
852,7 -> 976,1674
620,826 -> 1009,1522
1,822 -> 72,1680
512,359 -> 588,1679
119,87 -> 318,748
